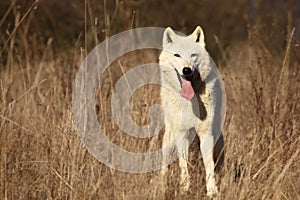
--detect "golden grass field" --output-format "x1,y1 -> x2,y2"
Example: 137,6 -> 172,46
0,1 -> 299,199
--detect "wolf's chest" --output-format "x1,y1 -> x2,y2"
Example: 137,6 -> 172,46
161,88 -> 204,129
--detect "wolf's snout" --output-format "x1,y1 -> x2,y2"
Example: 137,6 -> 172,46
183,67 -> 192,76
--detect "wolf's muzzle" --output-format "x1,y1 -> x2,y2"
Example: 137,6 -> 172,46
183,67 -> 192,76
182,67 -> 196,82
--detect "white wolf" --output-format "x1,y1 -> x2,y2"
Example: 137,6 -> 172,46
159,26 -> 225,198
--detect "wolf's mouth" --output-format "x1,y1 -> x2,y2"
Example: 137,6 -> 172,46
174,68 -> 195,100
182,72 -> 195,82
174,68 -> 196,83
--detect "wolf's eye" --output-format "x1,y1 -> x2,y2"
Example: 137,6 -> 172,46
174,54 -> 181,57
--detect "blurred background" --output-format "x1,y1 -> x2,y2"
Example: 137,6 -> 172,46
1,0 -> 300,61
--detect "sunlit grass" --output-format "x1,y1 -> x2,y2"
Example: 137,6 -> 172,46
0,1 -> 299,199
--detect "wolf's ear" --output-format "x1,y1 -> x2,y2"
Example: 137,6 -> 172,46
163,27 -> 177,46
189,26 -> 205,48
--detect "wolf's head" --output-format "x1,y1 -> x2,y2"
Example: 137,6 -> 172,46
159,26 -> 207,100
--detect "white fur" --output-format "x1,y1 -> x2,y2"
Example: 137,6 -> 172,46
159,26 -> 225,198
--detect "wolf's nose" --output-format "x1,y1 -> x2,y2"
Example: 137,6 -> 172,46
183,67 -> 192,76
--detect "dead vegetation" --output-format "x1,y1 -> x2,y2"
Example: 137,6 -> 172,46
0,1 -> 299,199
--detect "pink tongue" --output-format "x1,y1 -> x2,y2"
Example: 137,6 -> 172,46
180,77 -> 194,100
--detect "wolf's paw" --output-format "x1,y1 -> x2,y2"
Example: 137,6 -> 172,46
180,176 -> 190,192
207,185 -> 219,199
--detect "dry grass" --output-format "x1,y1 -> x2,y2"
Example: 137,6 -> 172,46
0,1 -> 300,200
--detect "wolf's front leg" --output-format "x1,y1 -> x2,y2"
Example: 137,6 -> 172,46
175,131 -> 190,191
161,124 -> 175,182
200,134 -> 218,198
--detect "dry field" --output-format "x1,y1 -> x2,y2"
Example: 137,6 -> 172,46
0,1 -> 300,200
